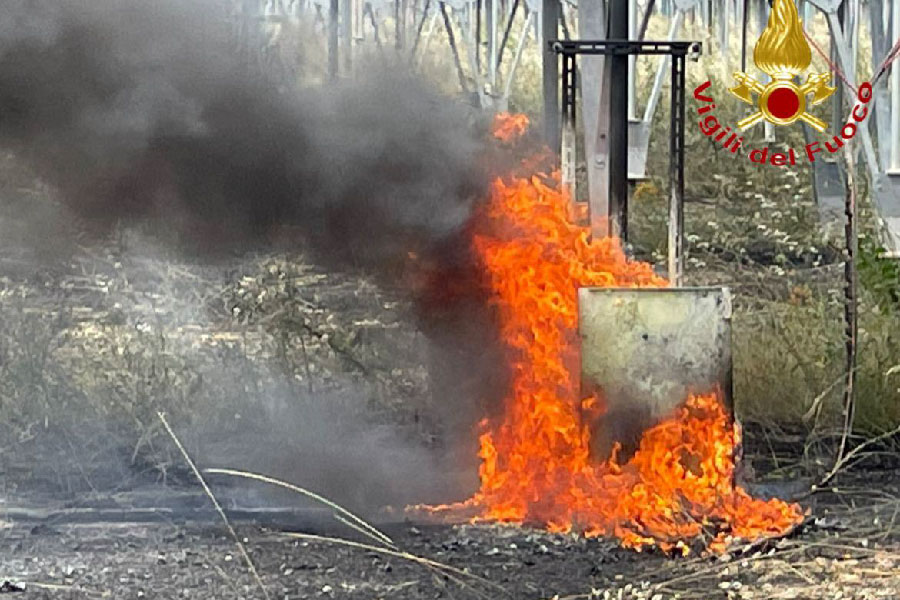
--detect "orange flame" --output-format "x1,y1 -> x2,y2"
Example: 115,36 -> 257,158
421,131 -> 804,553
491,112 -> 530,143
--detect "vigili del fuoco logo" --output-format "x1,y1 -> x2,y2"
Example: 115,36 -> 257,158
693,0 -> 872,167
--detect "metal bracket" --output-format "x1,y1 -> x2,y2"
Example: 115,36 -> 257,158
551,39 -> 700,56
552,38 -> 701,286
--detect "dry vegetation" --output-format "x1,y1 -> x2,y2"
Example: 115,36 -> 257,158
1,8 -> 900,600
0,150 -> 435,497
0,4 -> 898,502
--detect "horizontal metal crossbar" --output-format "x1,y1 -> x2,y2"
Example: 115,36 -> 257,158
550,39 -> 701,57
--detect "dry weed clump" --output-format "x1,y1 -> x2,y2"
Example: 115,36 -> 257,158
0,250 -> 432,496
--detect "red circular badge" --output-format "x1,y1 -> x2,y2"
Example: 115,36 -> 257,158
766,87 -> 801,120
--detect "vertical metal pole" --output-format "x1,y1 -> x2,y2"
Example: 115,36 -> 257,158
643,10 -> 682,123
542,0 -> 561,149
668,54 -> 686,286
609,2 -> 629,241
395,0 -> 407,49
502,10 -> 534,100
329,0 -> 339,79
832,1 -> 845,131
592,58 -> 612,238
355,0 -> 364,48
638,0 -> 656,40
892,0 -> 900,170
868,0 -> 889,171
561,54 -> 578,211
413,8 -> 440,66
757,0 -> 774,142
628,0 -> 637,120
719,0 -> 730,52
740,0 -> 748,72
497,0 -> 521,68
410,0 -> 432,58
488,0 -> 499,87
802,0 -> 814,24
827,11 -> 879,180
461,5 -> 488,106
475,0 -> 482,73
581,0 -> 609,238
342,0 -> 353,74
440,3 -> 469,93
395,0 -> 401,49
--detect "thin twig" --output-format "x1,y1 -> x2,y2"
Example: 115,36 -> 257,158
815,422 -> 900,490
0,580 -> 106,597
282,532 -> 510,597
801,370 -> 856,424
650,546 -> 805,591
157,412 -> 271,600
204,467 -> 394,548
333,514 -> 389,546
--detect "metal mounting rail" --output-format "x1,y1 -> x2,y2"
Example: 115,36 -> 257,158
550,39 -> 701,57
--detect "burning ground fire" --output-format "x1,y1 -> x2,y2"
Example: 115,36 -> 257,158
419,114 -> 804,555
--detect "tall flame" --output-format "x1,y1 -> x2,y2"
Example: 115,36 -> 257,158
753,0 -> 812,78
419,119 -> 805,554
492,112 -> 530,143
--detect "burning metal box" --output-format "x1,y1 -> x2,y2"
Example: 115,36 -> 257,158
578,286 -> 734,460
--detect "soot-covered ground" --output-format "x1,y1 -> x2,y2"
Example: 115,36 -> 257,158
4,480 -> 900,600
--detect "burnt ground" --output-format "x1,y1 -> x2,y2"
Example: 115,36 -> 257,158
4,477 -> 900,600
2,153 -> 900,599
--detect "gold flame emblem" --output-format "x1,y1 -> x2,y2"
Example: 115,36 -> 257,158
729,0 -> 835,131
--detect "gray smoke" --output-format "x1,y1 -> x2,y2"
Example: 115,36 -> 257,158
0,0 -> 507,510
0,0 -> 487,271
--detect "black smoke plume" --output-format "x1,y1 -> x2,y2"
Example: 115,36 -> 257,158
0,0 -> 509,502
0,0 -> 487,273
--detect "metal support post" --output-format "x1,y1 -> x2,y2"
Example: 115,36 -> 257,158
488,0 -> 499,87
561,53 -> 578,210
395,0 -> 407,49
329,0 -> 339,79
342,0 -> 353,74
638,0 -> 657,40
497,0 -> 521,68
609,1 -> 630,241
579,0 -> 608,237
668,54 -> 686,286
502,10 -> 534,101
741,0 -> 748,71
440,3 -> 469,93
628,0 -> 638,120
542,0 -> 561,149
892,0 -> 900,170
868,0 -> 890,171
644,8 -> 685,124
410,0 -> 432,58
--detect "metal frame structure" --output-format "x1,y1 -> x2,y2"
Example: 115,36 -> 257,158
229,0 -> 900,256
553,39 -> 700,285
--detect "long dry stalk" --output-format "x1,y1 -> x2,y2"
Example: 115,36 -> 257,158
836,142 -> 859,476
282,531 -> 510,598
204,467 -> 394,548
157,412 -> 271,600
0,581 -> 105,597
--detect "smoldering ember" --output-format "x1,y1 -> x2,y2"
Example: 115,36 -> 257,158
2,1 -> 900,599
